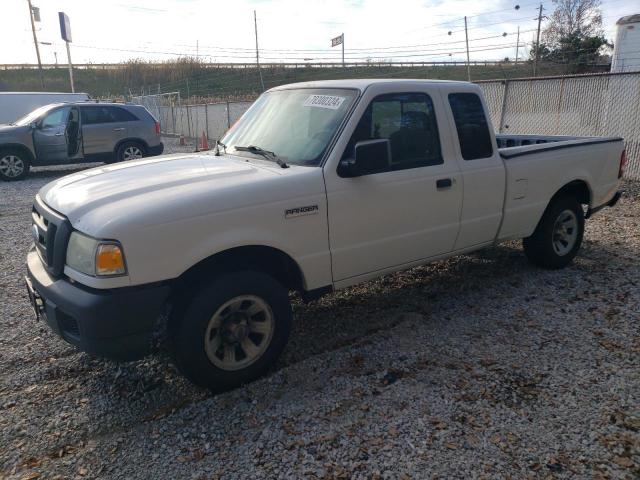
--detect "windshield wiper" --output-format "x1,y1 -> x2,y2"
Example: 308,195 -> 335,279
234,145 -> 289,169
214,140 -> 227,156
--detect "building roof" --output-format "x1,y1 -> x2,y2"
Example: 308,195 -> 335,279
617,14 -> 640,25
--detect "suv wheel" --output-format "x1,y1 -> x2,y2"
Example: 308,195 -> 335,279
171,270 -> 292,392
113,141 -> 145,163
523,195 -> 585,269
0,149 -> 30,181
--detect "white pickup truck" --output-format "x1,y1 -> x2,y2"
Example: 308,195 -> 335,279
25,79 -> 625,391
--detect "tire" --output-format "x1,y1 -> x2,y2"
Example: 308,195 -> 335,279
0,148 -> 31,181
523,195 -> 585,269
171,270 -> 292,392
113,141 -> 145,163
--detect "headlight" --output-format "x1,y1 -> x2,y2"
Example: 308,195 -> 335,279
65,231 -> 127,276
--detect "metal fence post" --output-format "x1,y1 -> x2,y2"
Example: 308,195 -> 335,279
187,105 -> 192,139
498,80 -> 510,134
171,103 -> 175,135
205,104 -> 209,141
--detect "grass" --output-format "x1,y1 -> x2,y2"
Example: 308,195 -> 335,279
0,58 -> 607,101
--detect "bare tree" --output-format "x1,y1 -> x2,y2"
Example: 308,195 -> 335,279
543,0 -> 604,47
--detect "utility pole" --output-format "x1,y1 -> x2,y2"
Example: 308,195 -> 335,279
254,10 -> 265,91
464,16 -> 470,82
65,42 -> 75,92
533,3 -> 544,77
27,0 -> 44,89
341,33 -> 345,68
515,26 -> 520,67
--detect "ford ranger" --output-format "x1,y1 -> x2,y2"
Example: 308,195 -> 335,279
25,80 -> 625,391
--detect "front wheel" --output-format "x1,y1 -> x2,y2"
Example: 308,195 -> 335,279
171,271 -> 292,392
0,149 -> 30,181
523,195 -> 585,269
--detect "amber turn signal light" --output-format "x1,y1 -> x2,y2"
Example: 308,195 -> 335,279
96,244 -> 126,276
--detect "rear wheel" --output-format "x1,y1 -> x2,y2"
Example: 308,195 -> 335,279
0,149 -> 30,181
171,270 -> 292,392
523,195 -> 584,269
113,141 -> 145,163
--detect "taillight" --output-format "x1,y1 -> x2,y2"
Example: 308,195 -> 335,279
154,122 -> 161,135
619,149 -> 627,179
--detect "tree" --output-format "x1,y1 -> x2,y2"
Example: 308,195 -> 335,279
543,0 -> 603,47
531,0 -> 612,72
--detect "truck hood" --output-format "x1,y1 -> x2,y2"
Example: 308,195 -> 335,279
40,153 -> 287,226
0,124 -> 28,134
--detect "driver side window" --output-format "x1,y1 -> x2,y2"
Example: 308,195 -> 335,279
342,92 -> 443,173
40,108 -> 69,129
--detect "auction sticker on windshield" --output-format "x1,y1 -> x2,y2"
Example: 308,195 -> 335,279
303,95 -> 346,110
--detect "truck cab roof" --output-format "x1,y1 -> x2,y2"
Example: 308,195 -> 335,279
268,78 -> 472,92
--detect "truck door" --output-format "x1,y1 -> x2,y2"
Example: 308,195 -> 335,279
323,88 -> 463,285
33,106 -> 70,163
444,90 -> 505,250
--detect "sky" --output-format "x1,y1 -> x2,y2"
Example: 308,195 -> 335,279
0,0 -> 635,65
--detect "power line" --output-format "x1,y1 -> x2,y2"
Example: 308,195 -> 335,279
61,41 -> 528,63
179,30 -> 537,55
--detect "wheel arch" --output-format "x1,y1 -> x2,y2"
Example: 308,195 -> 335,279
550,179 -> 592,207
171,245 -> 306,304
0,143 -> 35,163
113,137 -> 150,156
527,179 -> 591,238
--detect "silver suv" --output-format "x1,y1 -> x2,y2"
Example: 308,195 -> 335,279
0,102 -> 164,180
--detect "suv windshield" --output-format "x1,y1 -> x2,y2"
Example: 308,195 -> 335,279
14,104 -> 60,126
221,88 -> 358,167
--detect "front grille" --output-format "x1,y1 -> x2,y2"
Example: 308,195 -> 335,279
31,196 -> 72,277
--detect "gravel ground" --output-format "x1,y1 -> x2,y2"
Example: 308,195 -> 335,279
1,140 -> 639,479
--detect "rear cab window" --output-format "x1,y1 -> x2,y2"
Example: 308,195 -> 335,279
448,93 -> 494,160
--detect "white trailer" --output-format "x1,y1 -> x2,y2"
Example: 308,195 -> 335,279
611,14 -> 640,73
0,92 -> 90,124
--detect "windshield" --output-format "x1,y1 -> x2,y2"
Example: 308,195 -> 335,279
221,88 -> 358,166
14,104 -> 59,126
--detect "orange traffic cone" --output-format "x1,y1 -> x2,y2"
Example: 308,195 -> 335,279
179,134 -> 186,146
200,131 -> 210,151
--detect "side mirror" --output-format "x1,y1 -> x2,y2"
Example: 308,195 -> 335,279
338,139 -> 391,178
30,122 -> 37,130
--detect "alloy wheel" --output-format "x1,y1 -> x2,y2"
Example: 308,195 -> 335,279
123,146 -> 143,160
0,155 -> 24,178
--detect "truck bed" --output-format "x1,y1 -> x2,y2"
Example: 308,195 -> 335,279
495,134 -> 624,242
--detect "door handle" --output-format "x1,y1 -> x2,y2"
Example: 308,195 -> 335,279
112,127 -> 125,131
436,178 -> 453,189
54,133 -> 63,136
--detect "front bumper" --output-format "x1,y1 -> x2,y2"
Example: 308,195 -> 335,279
26,249 -> 170,360
148,142 -> 164,157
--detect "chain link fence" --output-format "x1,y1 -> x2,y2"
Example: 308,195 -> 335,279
131,92 -> 253,142
132,71 -> 639,180
477,71 -> 640,180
